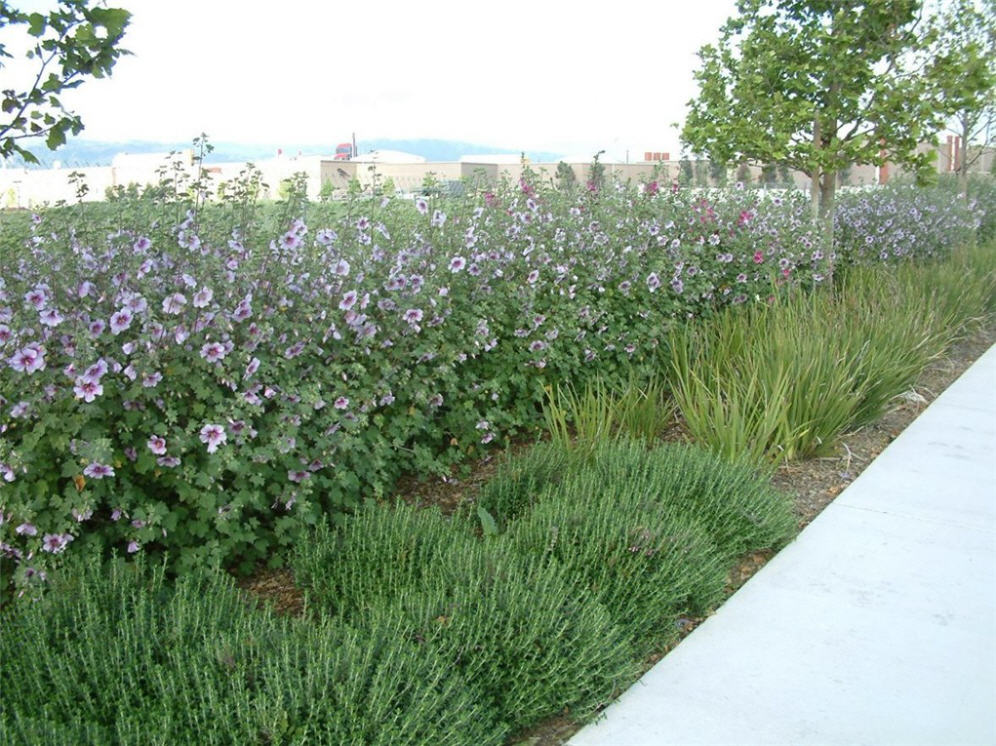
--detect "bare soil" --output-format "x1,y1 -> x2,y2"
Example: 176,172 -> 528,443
238,321 -> 995,745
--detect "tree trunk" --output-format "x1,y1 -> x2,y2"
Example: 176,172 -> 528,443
819,170 -> 837,245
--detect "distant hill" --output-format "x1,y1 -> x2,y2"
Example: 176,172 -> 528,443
3,137 -> 564,169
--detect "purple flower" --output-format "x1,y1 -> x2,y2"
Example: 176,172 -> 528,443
142,371 -> 163,388
109,309 -> 133,334
432,209 -> 446,227
134,236 -> 151,252
339,290 -> 358,311
8,344 -> 45,374
646,273 -> 661,291
415,197 -> 429,215
334,259 -> 350,277
403,308 -> 423,325
83,462 -> 115,479
244,357 -> 261,379
449,256 -> 466,272
15,523 -> 37,536
200,342 -> 228,364
288,470 -> 310,483
232,299 -> 253,322
39,308 -> 64,327
193,287 -> 214,308
199,423 -> 227,453
147,435 -> 167,455
73,377 -> 104,402
127,540 -> 141,554
162,293 -> 187,315
41,533 -> 72,554
24,288 -> 47,309
334,396 -> 349,410
527,269 -> 540,284
157,455 -> 181,468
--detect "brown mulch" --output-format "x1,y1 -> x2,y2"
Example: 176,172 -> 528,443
237,321 -> 995,744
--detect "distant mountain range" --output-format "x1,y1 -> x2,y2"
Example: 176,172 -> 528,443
3,138 -> 566,169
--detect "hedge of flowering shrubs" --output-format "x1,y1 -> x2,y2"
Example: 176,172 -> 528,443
0,168 -> 988,594
833,181 -> 981,267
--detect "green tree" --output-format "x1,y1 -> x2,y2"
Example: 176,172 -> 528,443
682,0 -> 984,227
930,0 -> 996,196
555,160 -> 576,191
0,0 -> 130,163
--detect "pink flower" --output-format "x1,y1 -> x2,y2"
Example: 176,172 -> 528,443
199,423 -> 227,453
334,396 -> 349,410
147,435 -> 167,455
753,251 -> 764,264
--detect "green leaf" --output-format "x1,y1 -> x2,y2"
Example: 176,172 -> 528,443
477,506 -> 499,537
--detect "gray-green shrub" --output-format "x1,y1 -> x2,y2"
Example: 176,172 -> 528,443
294,502 -> 639,730
0,555 -> 503,746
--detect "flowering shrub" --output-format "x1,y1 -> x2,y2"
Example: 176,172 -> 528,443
833,182 -> 983,266
1,166 -> 979,593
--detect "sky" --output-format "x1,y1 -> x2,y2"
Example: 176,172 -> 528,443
4,0 -> 740,161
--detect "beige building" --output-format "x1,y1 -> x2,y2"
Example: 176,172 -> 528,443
1,139 -> 989,209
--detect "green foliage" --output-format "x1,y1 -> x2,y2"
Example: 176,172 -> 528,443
0,554 -> 501,745
473,441 -> 576,530
0,0 -> 131,163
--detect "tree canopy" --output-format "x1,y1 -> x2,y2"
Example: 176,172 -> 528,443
681,0 -> 991,220
0,0 -> 130,163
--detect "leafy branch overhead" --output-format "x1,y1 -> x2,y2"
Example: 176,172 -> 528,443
0,0 -> 130,163
681,0 -> 995,220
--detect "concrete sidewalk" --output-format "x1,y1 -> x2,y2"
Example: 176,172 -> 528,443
570,345 -> 996,746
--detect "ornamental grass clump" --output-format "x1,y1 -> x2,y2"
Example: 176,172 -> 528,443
543,373 -> 674,452
0,554 -> 501,746
293,501 -> 638,731
670,291 -> 866,464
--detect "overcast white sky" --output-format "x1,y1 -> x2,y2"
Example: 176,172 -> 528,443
6,0 -> 739,160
